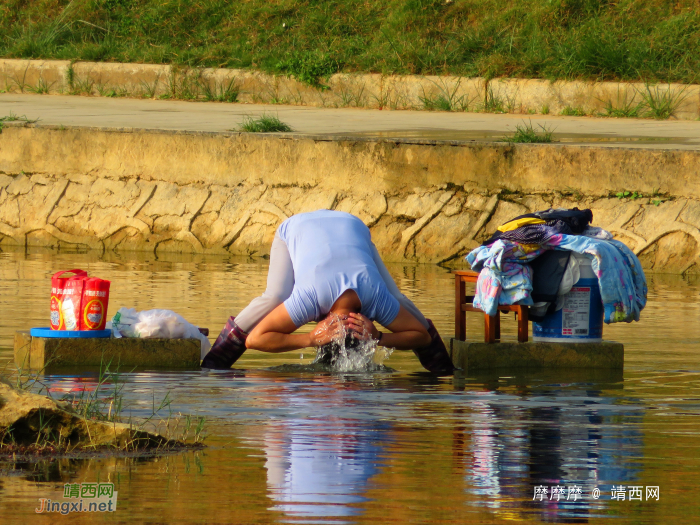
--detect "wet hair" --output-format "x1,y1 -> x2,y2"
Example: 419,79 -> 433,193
315,332 -> 362,365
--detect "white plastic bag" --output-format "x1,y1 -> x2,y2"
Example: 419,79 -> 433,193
108,307 -> 211,358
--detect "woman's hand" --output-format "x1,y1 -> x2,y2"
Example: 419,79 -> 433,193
343,313 -> 380,341
308,314 -> 346,347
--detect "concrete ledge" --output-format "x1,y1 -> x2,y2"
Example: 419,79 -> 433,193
14,331 -> 201,370
449,338 -> 624,371
1,58 -> 699,119
1,124 -> 699,272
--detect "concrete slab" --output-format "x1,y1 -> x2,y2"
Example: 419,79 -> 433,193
14,331 -> 201,370
449,338 -> 623,371
2,93 -> 700,150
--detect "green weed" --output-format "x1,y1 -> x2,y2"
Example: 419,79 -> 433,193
482,87 -> 514,113
336,83 -> 367,108
371,91 -> 391,110
616,190 -> 643,200
598,88 -> 645,118
419,79 -> 477,112
138,77 -> 160,99
560,106 -> 587,117
8,65 -> 31,93
96,85 -> 129,98
27,77 -> 55,94
166,69 -> 201,100
70,76 -> 95,96
600,100 -> 644,118
561,187 -> 583,201
62,356 -> 127,422
200,77 -> 240,103
275,51 -> 341,89
503,120 -> 555,143
238,114 -> 294,133
65,63 -> 75,88
421,94 -> 453,111
638,84 -> 688,120
0,112 -> 39,123
541,104 -> 550,115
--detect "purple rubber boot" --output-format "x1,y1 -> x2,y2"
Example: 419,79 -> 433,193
412,319 -> 456,375
201,316 -> 247,369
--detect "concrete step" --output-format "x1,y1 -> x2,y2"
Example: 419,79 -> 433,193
449,338 -> 624,371
14,331 -> 201,370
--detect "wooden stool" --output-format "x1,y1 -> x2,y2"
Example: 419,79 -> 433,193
454,270 -> 529,343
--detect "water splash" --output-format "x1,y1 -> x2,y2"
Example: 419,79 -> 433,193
311,314 -> 394,373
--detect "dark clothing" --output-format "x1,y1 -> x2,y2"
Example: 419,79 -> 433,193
483,208 -> 593,246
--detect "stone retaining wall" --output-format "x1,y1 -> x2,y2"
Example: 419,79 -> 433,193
2,59 -> 699,120
0,124 -> 698,274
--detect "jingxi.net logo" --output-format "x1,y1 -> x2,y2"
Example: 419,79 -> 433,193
36,483 -> 118,514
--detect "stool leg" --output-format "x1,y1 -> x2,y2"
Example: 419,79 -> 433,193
455,277 -> 466,341
517,307 -> 529,342
485,314 -> 497,343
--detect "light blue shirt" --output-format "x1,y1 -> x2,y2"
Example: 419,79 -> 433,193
278,210 -> 400,328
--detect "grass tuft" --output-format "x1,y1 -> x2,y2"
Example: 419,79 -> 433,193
600,100 -> 644,118
200,77 -> 240,103
0,112 -> 39,123
560,106 -> 588,117
638,84 -> 688,120
238,114 -> 294,133
275,51 -> 341,89
503,120 -> 555,143
482,87 -> 515,113
419,79 -> 477,112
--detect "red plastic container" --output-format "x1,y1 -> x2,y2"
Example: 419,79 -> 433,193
80,277 -> 111,330
50,269 -> 87,330
50,270 -> 111,331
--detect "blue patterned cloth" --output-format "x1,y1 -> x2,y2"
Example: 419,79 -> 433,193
466,240 -> 547,316
551,235 -> 647,323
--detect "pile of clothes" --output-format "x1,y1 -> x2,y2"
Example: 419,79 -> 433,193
466,208 -> 647,324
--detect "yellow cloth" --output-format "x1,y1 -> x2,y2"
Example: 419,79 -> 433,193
518,244 -> 543,254
497,217 -> 546,232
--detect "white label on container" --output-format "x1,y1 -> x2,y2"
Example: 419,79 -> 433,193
61,297 -> 77,330
562,287 -> 590,336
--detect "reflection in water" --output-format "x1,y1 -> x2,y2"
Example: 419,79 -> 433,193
459,377 -> 644,522
0,247 -> 699,524
262,380 -> 390,521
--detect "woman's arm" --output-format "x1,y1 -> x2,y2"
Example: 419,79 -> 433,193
343,307 -> 431,349
245,303 -> 345,352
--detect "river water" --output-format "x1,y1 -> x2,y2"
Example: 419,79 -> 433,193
0,247 -> 698,524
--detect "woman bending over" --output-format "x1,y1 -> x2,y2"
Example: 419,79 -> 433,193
201,210 -> 455,374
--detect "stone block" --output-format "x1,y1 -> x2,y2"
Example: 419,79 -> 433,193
327,73 -> 383,109
449,338 -> 624,371
14,331 -> 201,370
71,61 -> 171,97
0,59 -> 70,94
